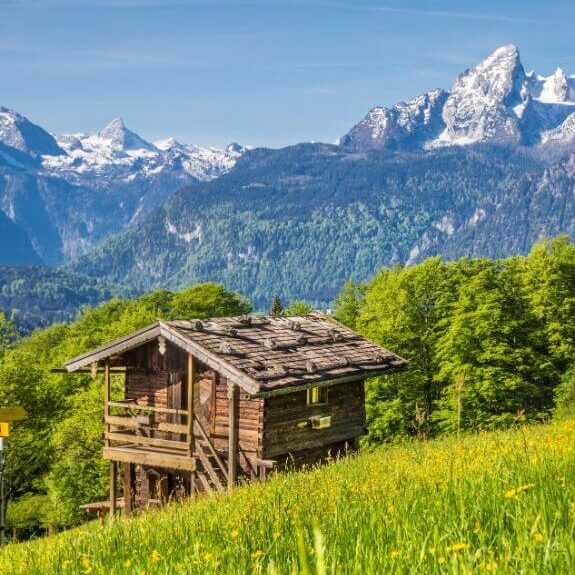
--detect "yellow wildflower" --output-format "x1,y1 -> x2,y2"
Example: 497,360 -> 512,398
447,542 -> 470,553
150,550 -> 161,563
438,556 -> 446,565
81,557 -> 92,574
516,484 -> 535,494
485,561 -> 498,572
532,532 -> 545,543
230,529 -> 239,540
124,559 -> 132,568
203,552 -> 213,561
389,550 -> 400,559
252,550 -> 265,559
428,547 -> 436,555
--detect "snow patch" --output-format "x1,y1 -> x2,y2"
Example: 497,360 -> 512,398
166,220 -> 203,244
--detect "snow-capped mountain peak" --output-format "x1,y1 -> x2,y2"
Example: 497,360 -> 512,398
342,44 -> 575,151
97,117 -> 155,151
0,106 -> 63,157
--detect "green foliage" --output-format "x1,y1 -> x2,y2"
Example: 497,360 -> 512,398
1,418 -> 574,574
357,258 -> 454,441
332,280 -> 365,329
284,300 -> 314,315
434,260 -> 555,432
554,368 -> 575,419
355,238 -> 575,442
0,282 -> 251,528
0,266 -> 123,334
0,311 -> 18,352
44,381 -> 109,526
270,296 -> 284,317
520,236 -> 575,367
5,494 -> 52,535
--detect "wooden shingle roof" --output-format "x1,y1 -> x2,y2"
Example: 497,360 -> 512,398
64,314 -> 407,396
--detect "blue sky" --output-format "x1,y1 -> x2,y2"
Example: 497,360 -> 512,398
1,0 -> 574,147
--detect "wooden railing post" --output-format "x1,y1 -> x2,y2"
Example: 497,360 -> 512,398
228,381 -> 238,489
109,461 -> 117,521
187,354 -> 195,496
104,361 -> 110,448
187,354 -> 195,457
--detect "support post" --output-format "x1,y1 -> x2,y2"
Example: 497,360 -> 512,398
123,463 -> 134,517
227,382 -> 238,489
0,438 -> 6,546
109,461 -> 117,521
187,354 -> 195,458
104,361 -> 110,448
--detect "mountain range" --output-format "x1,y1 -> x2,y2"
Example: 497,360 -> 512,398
0,108 -> 245,264
2,44 -> 575,314
341,44 -> 575,152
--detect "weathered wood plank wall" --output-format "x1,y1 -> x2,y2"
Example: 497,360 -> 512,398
262,380 -> 365,459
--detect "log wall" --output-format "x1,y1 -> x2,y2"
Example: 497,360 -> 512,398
124,341 -> 188,410
212,375 -> 264,462
262,380 -> 366,459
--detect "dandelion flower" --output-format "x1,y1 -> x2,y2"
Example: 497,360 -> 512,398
150,550 -> 161,564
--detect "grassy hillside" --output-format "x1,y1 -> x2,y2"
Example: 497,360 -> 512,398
1,418 -> 574,574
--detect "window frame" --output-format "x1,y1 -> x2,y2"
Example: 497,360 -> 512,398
306,385 -> 329,406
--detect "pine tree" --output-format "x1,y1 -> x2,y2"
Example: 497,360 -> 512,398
270,296 -> 283,317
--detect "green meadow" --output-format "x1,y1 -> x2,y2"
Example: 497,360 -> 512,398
1,417 -> 574,574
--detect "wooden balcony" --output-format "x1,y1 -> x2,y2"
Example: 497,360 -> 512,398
104,400 -> 196,471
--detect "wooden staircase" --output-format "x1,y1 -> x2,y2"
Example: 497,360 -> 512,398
192,416 -> 229,494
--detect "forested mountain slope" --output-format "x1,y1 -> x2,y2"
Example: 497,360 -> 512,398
70,144 -> 575,308
0,266 -> 122,333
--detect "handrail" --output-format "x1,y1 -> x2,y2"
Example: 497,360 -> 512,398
108,401 -> 188,416
237,444 -> 258,478
193,416 -> 229,482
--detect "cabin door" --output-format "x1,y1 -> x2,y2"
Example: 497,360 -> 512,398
194,371 -> 215,436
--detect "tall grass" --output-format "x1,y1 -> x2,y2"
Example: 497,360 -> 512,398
1,419 -> 574,574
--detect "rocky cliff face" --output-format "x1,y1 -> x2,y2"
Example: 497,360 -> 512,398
343,45 -> 575,151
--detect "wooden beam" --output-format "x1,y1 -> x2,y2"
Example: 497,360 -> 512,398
103,447 -> 196,471
157,422 -> 188,434
104,361 -> 110,448
187,354 -> 195,457
123,464 -> 134,517
105,415 -> 142,430
107,402 -> 188,416
109,461 -> 117,522
105,431 -> 188,450
228,382 -> 238,489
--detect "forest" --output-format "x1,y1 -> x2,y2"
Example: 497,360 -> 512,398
0,236 -> 574,537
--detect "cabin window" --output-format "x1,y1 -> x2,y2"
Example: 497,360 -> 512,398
307,386 -> 328,406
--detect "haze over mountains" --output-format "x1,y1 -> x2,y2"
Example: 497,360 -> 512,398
2,44 -> 575,312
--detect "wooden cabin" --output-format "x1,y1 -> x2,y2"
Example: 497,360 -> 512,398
64,314 -> 406,517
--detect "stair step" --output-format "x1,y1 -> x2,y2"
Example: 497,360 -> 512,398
196,471 -> 212,493
196,448 -> 225,491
